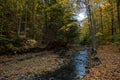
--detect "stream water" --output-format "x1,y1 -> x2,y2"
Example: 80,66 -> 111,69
0,48 -> 90,80
72,49 -> 89,79
17,48 -> 90,80
36,48 -> 90,80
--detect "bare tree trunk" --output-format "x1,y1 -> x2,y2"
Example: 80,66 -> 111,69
116,0 -> 120,32
31,1 -> 35,39
1,12 -> 3,36
109,1 -> 114,42
85,0 -> 92,35
100,7 -> 103,33
85,0 -> 97,54
111,10 -> 114,42
42,5 -> 48,43
17,17 -> 21,38
91,11 -> 97,54
24,5 -> 27,38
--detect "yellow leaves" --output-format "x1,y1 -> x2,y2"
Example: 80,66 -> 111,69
26,39 -> 37,47
59,22 -> 77,32
105,2 -> 111,7
57,0 -> 74,8
100,2 -> 111,10
57,0 -> 69,4
95,32 -> 103,37
93,0 -> 101,4
35,3 -> 39,11
100,5 -> 105,10
59,25 -> 69,32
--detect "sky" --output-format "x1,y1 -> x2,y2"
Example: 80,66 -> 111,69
73,0 -> 87,26
77,9 -> 87,21
73,0 -> 87,22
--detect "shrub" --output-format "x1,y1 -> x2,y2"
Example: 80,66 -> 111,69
112,34 -> 120,45
26,39 -> 37,47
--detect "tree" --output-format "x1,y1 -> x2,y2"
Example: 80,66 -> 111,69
85,0 -> 97,53
116,0 -> 120,30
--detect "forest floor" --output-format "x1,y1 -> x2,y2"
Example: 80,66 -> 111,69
0,45 -> 120,80
0,46 -> 81,80
84,45 -> 120,80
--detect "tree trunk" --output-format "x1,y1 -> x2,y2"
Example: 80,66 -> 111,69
100,7 -> 103,33
109,1 -> 114,41
17,17 -> 21,38
1,12 -> 3,36
31,1 -> 35,39
24,5 -> 27,38
91,11 -> 97,54
85,0 -> 97,54
42,6 -> 48,43
116,0 -> 120,32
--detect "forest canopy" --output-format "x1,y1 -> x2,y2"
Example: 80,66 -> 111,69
0,0 -> 120,54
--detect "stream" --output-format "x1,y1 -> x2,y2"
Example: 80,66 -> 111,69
0,48 -> 91,80
17,48 -> 90,80
72,49 -> 89,79
33,48 -> 90,80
